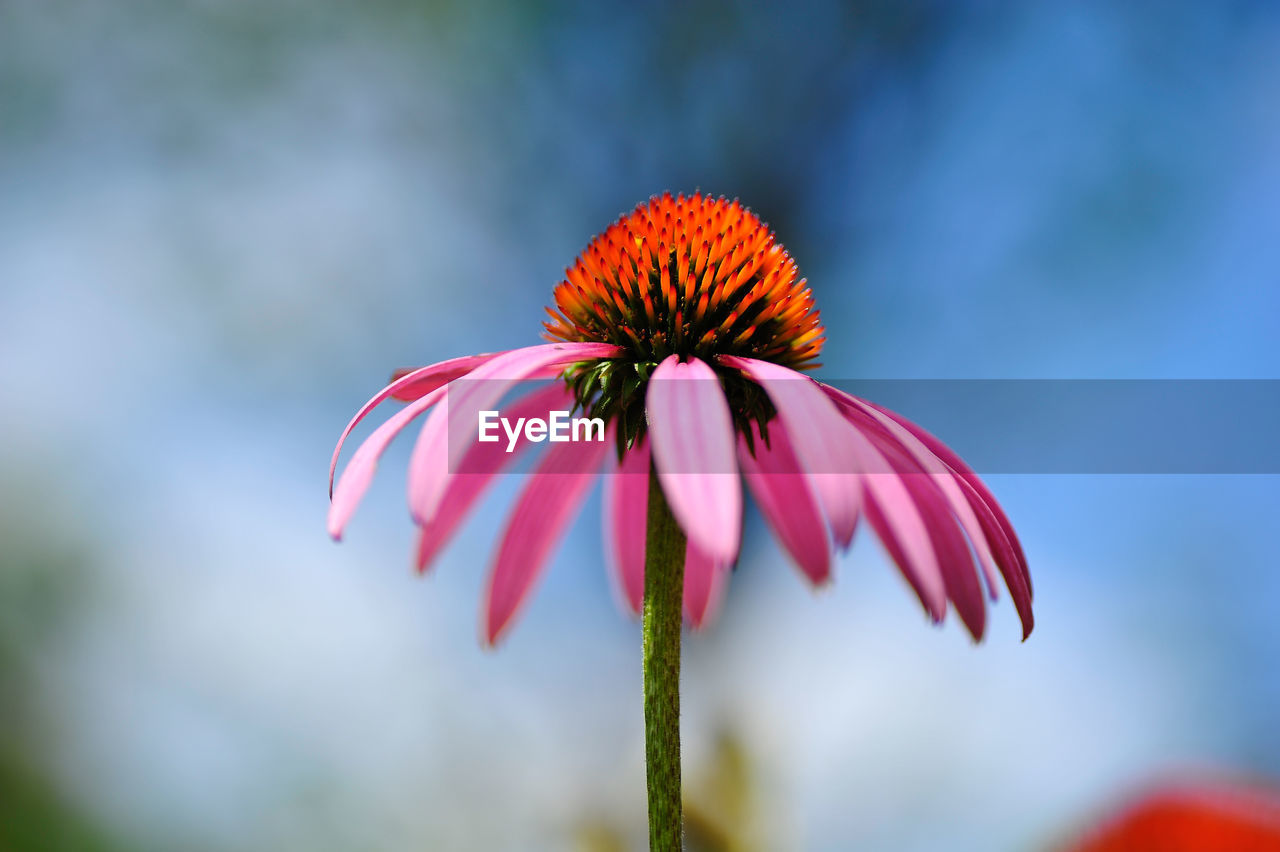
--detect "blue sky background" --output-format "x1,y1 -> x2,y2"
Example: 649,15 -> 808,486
2,2 -> 1278,850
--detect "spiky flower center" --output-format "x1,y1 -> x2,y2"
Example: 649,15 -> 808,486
543,192 -> 825,450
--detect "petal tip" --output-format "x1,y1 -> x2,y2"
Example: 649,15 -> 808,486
480,607 -> 508,649
413,547 -> 432,576
807,572 -> 834,591
483,608 -> 522,648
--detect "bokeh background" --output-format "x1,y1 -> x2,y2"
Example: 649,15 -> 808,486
2,2 -> 1278,850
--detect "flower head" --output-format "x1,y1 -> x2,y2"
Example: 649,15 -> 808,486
544,193 -> 823,451
329,192 -> 1033,645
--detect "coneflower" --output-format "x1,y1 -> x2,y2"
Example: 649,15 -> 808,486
329,192 -> 1033,850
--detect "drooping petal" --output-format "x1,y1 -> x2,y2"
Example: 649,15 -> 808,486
683,537 -> 730,630
949,471 -> 1034,637
844,424 -> 948,622
822,384 -> 1001,597
414,383 -> 575,573
839,421 -> 988,638
898,473 -> 986,640
602,439 -> 650,615
408,342 -> 621,524
806,399 -> 986,635
386,353 -> 499,402
862,393 -> 1030,589
821,383 -> 1034,638
329,353 -> 497,496
738,422 -> 832,586
328,385 -> 448,540
484,432 -> 611,646
717,355 -> 861,548
645,355 -> 742,564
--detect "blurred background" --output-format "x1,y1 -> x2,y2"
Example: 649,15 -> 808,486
2,1 -> 1278,850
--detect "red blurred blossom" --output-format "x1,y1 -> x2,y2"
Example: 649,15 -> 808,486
1065,780 -> 1280,852
328,193 -> 1033,644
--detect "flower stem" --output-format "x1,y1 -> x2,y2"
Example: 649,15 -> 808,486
643,465 -> 686,851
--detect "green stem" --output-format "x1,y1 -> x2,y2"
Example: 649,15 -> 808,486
643,466 -> 686,851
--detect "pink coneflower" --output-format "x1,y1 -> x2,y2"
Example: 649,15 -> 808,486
329,192 -> 1031,641
328,192 -> 1033,848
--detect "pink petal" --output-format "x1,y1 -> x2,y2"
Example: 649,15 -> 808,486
387,353 -> 499,402
738,422 -> 832,586
328,384 -> 448,540
806,401 -> 984,633
822,385 -> 1001,600
865,394 -> 1030,588
414,383 -> 575,573
898,472 -> 986,640
683,537 -> 730,630
645,355 -> 742,564
845,426 -> 948,622
408,342 -> 621,524
841,425 -> 987,637
329,353 -> 497,496
823,384 -> 1033,639
484,434 -> 610,645
602,439 -> 650,615
950,472 -> 1033,638
717,356 -> 861,548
